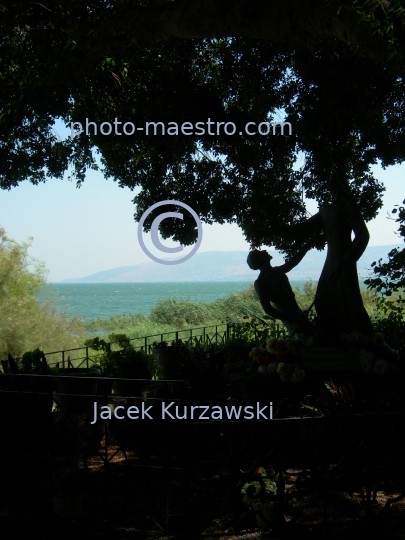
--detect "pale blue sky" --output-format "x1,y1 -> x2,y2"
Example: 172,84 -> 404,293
1,154 -> 403,282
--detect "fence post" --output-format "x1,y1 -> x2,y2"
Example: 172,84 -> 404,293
62,350 -> 65,369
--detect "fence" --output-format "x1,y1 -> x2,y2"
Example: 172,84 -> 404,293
0,381 -> 404,536
1,319 -> 404,536
1,321 -> 287,370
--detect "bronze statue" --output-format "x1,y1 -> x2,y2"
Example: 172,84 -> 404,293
270,172 -> 373,341
247,244 -> 314,336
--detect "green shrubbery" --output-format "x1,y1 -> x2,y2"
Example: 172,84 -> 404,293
0,228 -> 86,359
150,298 -> 214,327
369,294 -> 405,352
1,225 -> 403,360
85,333 -> 161,378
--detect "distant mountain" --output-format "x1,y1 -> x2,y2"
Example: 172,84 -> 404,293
60,245 -> 400,283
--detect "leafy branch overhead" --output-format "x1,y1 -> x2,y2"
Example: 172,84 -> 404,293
0,1 -> 404,264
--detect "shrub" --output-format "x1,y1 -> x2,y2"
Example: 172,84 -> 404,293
0,228 -> 86,359
150,298 -> 214,327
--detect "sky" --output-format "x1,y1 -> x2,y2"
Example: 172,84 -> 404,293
1,152 -> 403,282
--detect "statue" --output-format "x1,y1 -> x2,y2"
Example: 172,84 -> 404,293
270,172 -> 373,342
247,244 -> 315,336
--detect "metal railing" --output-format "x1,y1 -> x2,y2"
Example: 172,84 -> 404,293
1,387 -> 404,532
1,321 -> 287,370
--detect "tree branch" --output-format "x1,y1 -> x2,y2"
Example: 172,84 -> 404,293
82,0 -> 403,70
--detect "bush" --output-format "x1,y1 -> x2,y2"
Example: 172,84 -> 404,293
366,200 -> 405,296
150,298 -> 214,327
211,285 -> 264,322
0,228 -> 86,359
370,295 -> 405,353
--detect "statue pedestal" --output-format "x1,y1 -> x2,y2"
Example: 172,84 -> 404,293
300,347 -> 361,370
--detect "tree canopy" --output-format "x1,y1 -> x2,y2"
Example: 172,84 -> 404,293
1,0 -> 405,266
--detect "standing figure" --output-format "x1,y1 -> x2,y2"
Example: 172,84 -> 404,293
271,172 -> 373,341
247,244 -> 314,336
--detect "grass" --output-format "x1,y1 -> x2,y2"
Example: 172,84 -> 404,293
5,281 -> 403,363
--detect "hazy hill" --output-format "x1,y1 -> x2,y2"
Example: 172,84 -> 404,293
60,245 -> 400,283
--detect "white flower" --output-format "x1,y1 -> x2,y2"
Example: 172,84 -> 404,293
373,359 -> 389,376
258,365 -> 267,374
267,362 -> 278,374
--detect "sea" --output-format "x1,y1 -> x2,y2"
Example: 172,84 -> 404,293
41,280 -> 367,321
39,281 -> 303,320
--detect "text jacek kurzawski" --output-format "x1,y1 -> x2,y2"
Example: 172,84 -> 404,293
91,402 -> 273,423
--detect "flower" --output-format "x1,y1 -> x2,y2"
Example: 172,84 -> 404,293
249,346 -> 267,360
250,338 -> 307,383
292,368 -> 305,383
276,362 -> 287,375
277,362 -> 295,377
373,359 -> 389,376
267,362 -> 278,374
258,353 -> 271,366
266,338 -> 282,354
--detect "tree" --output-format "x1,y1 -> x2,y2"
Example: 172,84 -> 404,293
0,228 -> 85,359
366,199 -> 405,295
0,0 -> 404,260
